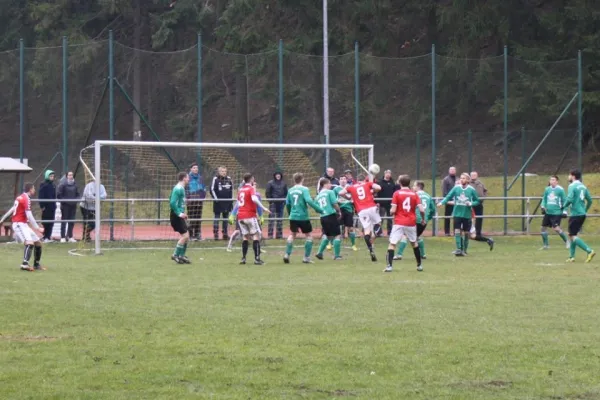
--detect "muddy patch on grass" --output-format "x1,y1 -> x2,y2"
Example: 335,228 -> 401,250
0,334 -> 64,342
294,383 -> 357,397
450,380 -> 512,389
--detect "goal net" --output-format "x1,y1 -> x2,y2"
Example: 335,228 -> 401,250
79,141 -> 373,254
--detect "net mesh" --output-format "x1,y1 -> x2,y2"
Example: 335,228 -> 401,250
79,143 -> 371,244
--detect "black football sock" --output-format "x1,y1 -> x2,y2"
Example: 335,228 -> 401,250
413,246 -> 422,265
34,246 -> 42,265
242,240 -> 249,258
252,240 -> 260,260
374,224 -> 382,236
364,235 -> 373,252
23,245 -> 33,263
387,249 -> 394,266
475,235 -> 489,242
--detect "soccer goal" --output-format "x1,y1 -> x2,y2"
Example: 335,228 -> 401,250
78,140 -> 374,254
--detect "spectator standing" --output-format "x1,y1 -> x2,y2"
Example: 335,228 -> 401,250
38,169 -> 57,243
376,169 -> 398,236
186,163 -> 206,241
57,171 -> 79,243
344,170 -> 354,185
469,171 -> 490,241
210,166 -> 234,240
441,166 -> 457,236
317,167 -> 339,193
265,171 -> 288,239
80,179 -> 107,242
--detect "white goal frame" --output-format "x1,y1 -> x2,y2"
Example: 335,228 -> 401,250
87,140 -> 374,255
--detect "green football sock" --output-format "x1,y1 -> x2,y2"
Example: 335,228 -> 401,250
463,234 -> 469,252
574,237 -> 591,253
454,233 -> 462,250
304,240 -> 313,258
333,239 -> 341,257
569,240 -> 576,258
182,243 -> 188,256
175,244 -> 184,256
418,238 -> 425,257
349,232 -> 356,246
317,237 -> 328,255
541,231 -> 549,246
396,239 -> 407,256
558,232 -> 568,243
285,240 -> 293,256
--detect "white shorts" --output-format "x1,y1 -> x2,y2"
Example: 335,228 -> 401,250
239,218 -> 260,236
12,222 -> 39,243
389,225 -> 417,245
358,206 -> 381,232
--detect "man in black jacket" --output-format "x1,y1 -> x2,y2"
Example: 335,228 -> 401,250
265,172 -> 288,239
441,166 -> 457,236
376,169 -> 398,236
210,166 -> 234,240
38,169 -> 56,242
316,167 -> 339,193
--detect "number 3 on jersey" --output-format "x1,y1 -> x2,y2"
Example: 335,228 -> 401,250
238,192 -> 245,206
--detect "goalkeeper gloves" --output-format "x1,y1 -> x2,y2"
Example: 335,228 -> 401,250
259,216 -> 264,225
228,214 -> 235,225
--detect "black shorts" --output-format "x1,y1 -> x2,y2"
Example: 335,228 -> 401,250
568,216 -> 586,236
170,211 -> 188,234
290,219 -> 312,234
542,214 -> 563,228
321,214 -> 341,237
340,209 -> 354,228
454,217 -> 471,232
417,223 -> 427,238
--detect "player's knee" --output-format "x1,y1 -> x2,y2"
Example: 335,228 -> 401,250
400,237 -> 407,244
454,229 -> 461,235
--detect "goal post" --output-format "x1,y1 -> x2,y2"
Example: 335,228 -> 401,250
80,140 -> 374,254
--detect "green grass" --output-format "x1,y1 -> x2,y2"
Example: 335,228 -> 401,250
1,236 -> 600,399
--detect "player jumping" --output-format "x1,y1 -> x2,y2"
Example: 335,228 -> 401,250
236,173 -> 270,265
563,169 -> 595,263
284,172 -> 323,264
315,178 -> 343,260
338,174 -> 382,261
437,172 -> 480,256
385,175 -> 425,272
394,180 -> 434,260
539,175 -> 569,250
11,183 -> 46,271
170,172 -> 191,264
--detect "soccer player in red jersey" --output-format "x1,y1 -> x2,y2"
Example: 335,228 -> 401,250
236,173 -> 270,265
385,175 -> 425,272
11,183 -> 46,271
338,174 -> 381,261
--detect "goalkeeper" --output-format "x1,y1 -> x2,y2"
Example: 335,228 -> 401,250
227,181 -> 265,252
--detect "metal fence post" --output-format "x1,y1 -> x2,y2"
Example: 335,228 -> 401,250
62,36 -> 68,174
431,44 -> 437,236
109,30 -> 115,240
503,45 -> 508,235
197,34 -> 202,166
578,50 -> 583,174
354,41 -> 360,145
467,129 -> 472,173
416,131 -> 421,179
521,127 -> 526,232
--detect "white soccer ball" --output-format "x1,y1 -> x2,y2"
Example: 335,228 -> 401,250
368,163 -> 380,175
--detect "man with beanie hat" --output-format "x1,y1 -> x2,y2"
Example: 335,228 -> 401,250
38,170 -> 57,242
265,171 -> 288,239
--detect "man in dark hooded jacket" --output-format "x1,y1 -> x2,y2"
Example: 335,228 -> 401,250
57,171 -> 80,242
38,169 -> 56,242
265,172 -> 288,239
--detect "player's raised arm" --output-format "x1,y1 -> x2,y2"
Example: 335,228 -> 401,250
371,182 -> 381,192
251,193 -> 270,214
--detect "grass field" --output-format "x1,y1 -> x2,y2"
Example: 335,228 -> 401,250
1,236 -> 600,399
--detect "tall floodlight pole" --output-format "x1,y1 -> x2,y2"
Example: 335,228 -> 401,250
323,0 -> 330,169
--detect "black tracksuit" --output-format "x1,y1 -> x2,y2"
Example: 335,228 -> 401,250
376,178 -> 398,236
210,175 -> 234,239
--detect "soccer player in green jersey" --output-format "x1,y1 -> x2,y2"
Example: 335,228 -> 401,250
284,172 -> 323,264
334,176 -> 358,251
394,180 -> 435,260
563,169 -> 595,263
315,178 -> 343,260
170,172 -> 191,264
437,173 -> 480,256
540,175 -> 569,250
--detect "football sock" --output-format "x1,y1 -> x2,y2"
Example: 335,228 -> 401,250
413,246 -> 422,265
34,246 -> 42,264
304,239 -> 313,258
349,232 -> 356,246
182,243 -> 188,256
175,244 -> 184,256
23,244 -> 33,263
396,239 -> 407,256
541,231 -> 549,246
574,237 -> 591,253
285,240 -> 293,256
317,237 -> 328,255
558,231 -> 568,243
463,234 -> 469,252
242,240 -> 249,258
364,235 -> 373,252
454,233 -> 462,250
374,224 -> 382,236
418,238 -> 425,257
569,240 -> 576,258
252,240 -> 260,259
333,239 -> 341,257
474,235 -> 488,242
387,249 -> 394,266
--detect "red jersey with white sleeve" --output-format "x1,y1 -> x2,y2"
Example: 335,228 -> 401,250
392,188 -> 421,226
237,184 -> 258,220
12,193 -> 32,224
346,181 -> 377,213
